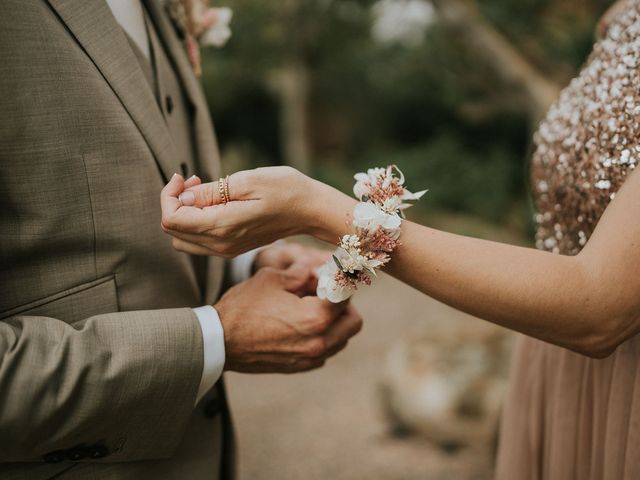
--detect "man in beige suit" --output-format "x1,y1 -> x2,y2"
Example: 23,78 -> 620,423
0,1 -> 363,479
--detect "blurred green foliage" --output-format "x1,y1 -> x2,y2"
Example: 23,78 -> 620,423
201,0 -> 611,228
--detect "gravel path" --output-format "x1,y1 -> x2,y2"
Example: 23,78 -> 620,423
226,273 -> 497,480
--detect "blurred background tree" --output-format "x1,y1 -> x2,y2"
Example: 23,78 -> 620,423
201,0 -> 611,232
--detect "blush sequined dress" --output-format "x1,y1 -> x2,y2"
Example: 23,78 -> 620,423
495,2 -> 640,479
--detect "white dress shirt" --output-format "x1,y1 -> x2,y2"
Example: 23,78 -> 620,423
105,0 -> 260,405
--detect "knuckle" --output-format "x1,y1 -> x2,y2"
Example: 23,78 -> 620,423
352,315 -> 364,334
295,358 -> 323,373
234,171 -> 253,196
300,359 -> 325,372
214,225 -> 232,239
217,242 -> 236,257
255,266 -> 278,281
315,308 -> 333,332
304,313 -> 330,335
304,337 -> 327,359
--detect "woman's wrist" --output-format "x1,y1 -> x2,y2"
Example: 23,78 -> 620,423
303,179 -> 358,244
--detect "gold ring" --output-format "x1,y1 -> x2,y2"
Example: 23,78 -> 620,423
224,175 -> 230,203
218,177 -> 229,204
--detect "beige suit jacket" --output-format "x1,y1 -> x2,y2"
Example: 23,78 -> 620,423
0,0 -> 231,478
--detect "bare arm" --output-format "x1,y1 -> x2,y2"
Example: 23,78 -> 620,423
310,168 -> 640,358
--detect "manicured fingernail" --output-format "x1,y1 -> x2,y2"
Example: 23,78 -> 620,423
189,174 -> 197,180
179,191 -> 195,206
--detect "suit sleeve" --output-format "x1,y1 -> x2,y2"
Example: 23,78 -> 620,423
0,308 -> 204,463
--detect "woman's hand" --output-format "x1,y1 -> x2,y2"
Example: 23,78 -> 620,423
160,167 -> 357,257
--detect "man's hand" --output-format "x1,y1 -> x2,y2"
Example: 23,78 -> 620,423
215,264 -> 363,373
253,242 -> 331,296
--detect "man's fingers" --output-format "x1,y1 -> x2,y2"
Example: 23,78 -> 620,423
295,296 -> 349,336
322,304 -> 363,353
280,263 -> 314,292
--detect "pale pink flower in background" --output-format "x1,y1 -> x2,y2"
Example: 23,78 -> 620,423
167,0 -> 233,76
197,6 -> 233,47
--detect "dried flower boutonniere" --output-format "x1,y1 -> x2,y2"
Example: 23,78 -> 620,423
167,0 -> 233,77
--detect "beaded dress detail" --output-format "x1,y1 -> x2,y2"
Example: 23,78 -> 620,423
496,2 -> 640,479
532,1 -> 640,255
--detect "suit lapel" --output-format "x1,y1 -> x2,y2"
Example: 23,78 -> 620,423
46,0 -> 179,182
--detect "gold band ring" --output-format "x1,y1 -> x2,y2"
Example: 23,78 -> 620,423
218,175 -> 230,204
224,175 -> 230,204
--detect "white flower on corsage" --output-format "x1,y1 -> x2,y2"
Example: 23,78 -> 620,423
167,0 -> 233,76
317,165 -> 427,303
353,165 -> 427,214
336,235 -> 385,274
316,261 -> 356,303
352,202 -> 402,239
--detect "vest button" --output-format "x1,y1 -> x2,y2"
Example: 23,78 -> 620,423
165,95 -> 174,114
43,450 -> 66,463
66,447 -> 87,461
87,444 -> 109,459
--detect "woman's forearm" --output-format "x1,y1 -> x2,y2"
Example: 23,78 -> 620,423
388,222 -> 611,356
309,181 -> 637,357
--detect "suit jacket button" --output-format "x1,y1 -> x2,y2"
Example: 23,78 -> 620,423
43,450 -> 66,463
204,398 -> 223,418
67,447 -> 87,461
87,444 -> 109,459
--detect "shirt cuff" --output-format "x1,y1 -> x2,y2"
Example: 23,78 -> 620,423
229,248 -> 262,285
193,305 -> 225,405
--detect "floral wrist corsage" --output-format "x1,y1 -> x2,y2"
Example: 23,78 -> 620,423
167,0 -> 233,76
316,166 -> 427,303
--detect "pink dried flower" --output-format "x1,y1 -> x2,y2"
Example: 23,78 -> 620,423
366,229 -> 399,253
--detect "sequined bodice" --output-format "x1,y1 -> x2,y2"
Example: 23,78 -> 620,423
532,1 -> 640,255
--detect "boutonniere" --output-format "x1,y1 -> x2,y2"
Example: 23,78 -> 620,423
166,0 -> 233,77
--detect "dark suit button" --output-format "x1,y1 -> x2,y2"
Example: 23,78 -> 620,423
67,447 -> 87,461
87,444 -> 109,459
204,398 -> 223,418
43,450 -> 66,463
165,95 -> 174,114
